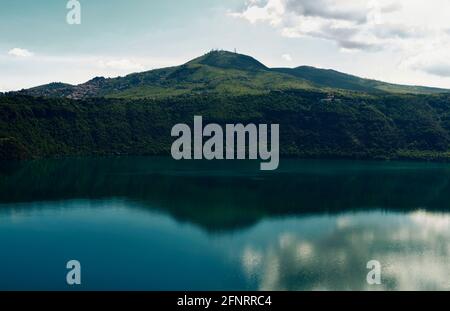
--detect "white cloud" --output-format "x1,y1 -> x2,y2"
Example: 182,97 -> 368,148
232,0 -> 450,78
8,48 -> 34,58
97,58 -> 144,71
229,0 -> 285,25
231,0 -> 410,51
401,50 -> 450,78
282,53 -> 292,61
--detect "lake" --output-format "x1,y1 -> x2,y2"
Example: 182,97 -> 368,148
0,157 -> 449,291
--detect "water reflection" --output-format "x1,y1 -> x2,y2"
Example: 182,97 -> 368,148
1,157 -> 450,231
236,211 -> 449,291
0,157 -> 449,290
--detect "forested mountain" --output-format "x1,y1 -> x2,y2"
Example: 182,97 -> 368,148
17,51 -> 449,100
2,51 -> 450,161
2,90 -> 450,161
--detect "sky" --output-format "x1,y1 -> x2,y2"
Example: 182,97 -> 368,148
1,0 -> 450,91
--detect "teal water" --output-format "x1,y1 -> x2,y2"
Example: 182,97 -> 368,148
0,158 -> 449,291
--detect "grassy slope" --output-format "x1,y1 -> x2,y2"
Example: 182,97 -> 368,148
273,66 -> 449,94
19,51 -> 449,100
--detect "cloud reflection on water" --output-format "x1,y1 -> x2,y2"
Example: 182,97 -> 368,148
240,211 -> 450,291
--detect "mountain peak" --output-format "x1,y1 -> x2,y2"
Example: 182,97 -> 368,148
187,50 -> 268,71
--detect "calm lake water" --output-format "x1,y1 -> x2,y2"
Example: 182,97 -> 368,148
0,157 -> 449,291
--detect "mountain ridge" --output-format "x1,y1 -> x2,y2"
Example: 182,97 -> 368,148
17,50 -> 449,99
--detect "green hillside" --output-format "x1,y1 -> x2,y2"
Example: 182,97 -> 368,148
3,91 -> 450,161
4,50 -> 450,162
274,66 -> 448,94
19,50 -> 449,100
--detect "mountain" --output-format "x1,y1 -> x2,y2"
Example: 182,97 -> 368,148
19,50 -> 449,99
273,66 -> 447,94
4,50 -> 450,162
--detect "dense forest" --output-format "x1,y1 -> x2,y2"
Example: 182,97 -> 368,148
2,90 -> 450,161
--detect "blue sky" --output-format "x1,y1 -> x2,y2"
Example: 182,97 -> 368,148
1,0 -> 450,91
